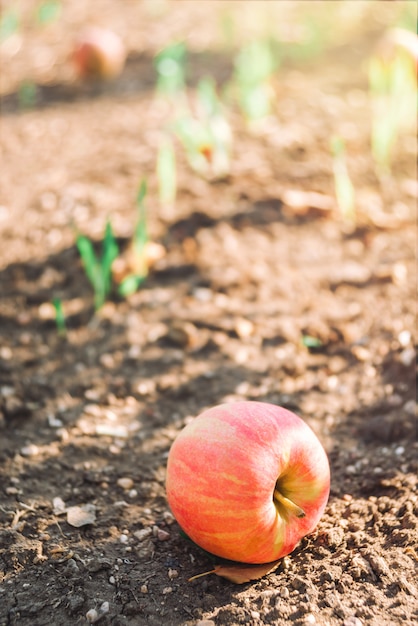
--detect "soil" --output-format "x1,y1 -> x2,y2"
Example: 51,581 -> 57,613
0,2 -> 417,626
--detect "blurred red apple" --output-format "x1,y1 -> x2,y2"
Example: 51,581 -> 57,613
379,28 -> 418,67
166,401 -> 330,564
73,26 -> 126,79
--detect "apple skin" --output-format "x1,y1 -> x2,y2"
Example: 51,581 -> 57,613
382,28 -> 418,66
166,401 -> 330,564
72,27 -> 126,80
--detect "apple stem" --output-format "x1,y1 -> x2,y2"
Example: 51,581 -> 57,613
188,569 -> 217,582
273,489 -> 306,519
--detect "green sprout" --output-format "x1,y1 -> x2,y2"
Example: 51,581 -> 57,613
285,11 -> 329,62
368,45 -> 416,174
154,42 -> 186,98
157,137 -> 177,207
233,40 -> 277,121
301,335 -> 323,350
330,136 -> 356,224
173,77 -> 232,178
118,179 -> 149,297
36,1 -> 61,25
76,219 -> 119,311
0,9 -> 19,42
18,80 -> 38,109
52,297 -> 66,337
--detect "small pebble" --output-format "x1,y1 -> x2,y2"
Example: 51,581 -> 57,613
280,587 -> 290,599
168,568 -> 179,580
398,330 -> 411,346
235,317 -> 254,339
166,320 -> 200,348
403,400 -> 416,416
57,428 -> 69,443
134,528 -> 152,542
395,446 -> 405,456
136,380 -> 155,395
119,534 -> 129,544
281,557 -> 291,571
117,477 -> 134,490
86,609 -> 99,623
305,614 -> 316,625
250,610 -> 260,619
399,348 -> 415,367
20,444 -> 39,457
100,601 -> 109,615
109,576 -> 116,585
0,347 -> 12,360
47,414 -> 64,428
140,584 -> 148,594
52,496 -> 67,515
162,586 -> 173,594
163,511 -> 175,525
5,486 -> 19,495
157,529 -> 170,541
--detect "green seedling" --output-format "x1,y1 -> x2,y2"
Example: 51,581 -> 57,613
330,136 -> 356,224
157,137 -> 177,207
233,39 -> 277,121
18,80 -> 38,109
0,9 -> 19,41
396,2 -> 417,33
219,10 -> 235,49
173,77 -> 232,178
36,1 -> 61,25
368,44 -> 416,174
285,10 -> 330,62
301,335 -> 323,350
154,42 -> 186,99
118,179 -> 149,297
52,297 -> 66,337
76,219 -> 119,311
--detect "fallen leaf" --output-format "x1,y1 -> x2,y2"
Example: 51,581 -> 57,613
66,504 -> 96,528
189,559 -> 281,584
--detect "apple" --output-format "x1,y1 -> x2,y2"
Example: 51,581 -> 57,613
72,27 -> 126,80
382,28 -> 418,66
166,401 -> 330,564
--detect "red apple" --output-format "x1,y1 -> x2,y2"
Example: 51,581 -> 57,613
377,28 -> 418,69
166,401 -> 330,564
72,27 -> 126,80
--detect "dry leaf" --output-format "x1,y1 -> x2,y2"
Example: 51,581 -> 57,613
189,559 -> 281,584
66,504 -> 96,528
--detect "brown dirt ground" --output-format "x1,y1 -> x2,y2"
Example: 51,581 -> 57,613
0,2 -> 417,625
